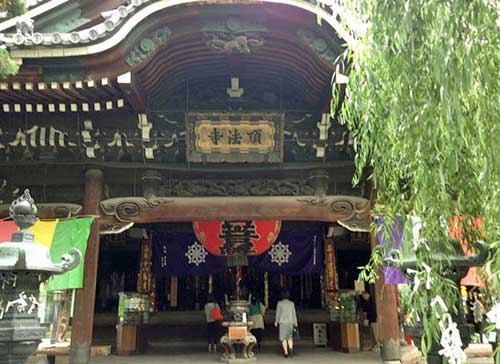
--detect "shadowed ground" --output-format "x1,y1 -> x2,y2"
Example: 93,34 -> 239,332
28,342 -> 381,364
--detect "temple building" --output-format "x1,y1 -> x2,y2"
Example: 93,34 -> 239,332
0,0 -> 400,363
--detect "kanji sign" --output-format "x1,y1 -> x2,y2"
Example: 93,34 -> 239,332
186,112 -> 283,163
192,220 -> 282,256
196,122 -> 274,150
218,221 -> 259,255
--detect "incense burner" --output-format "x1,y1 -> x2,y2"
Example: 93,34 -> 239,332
220,300 -> 256,364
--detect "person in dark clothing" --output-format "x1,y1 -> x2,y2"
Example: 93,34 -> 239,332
204,294 -> 223,352
359,291 -> 379,351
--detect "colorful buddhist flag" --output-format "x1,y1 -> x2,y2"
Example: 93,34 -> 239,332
0,217 -> 94,291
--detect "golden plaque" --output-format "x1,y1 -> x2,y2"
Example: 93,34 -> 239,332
186,112 -> 283,163
194,120 -> 275,153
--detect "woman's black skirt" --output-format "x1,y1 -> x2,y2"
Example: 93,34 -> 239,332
207,321 -> 221,342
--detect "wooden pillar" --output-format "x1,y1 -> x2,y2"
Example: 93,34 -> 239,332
70,169 -> 103,364
170,276 -> 178,307
370,231 -> 401,363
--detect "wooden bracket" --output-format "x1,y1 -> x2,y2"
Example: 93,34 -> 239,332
117,71 -> 147,112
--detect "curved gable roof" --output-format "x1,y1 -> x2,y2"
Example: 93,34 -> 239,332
1,0 -> 354,60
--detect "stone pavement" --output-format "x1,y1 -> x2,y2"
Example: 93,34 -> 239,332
90,350 -> 379,364
28,344 -> 381,364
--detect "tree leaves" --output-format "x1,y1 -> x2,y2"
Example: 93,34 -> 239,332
0,0 -> 25,79
332,0 -> 500,356
0,48 -> 19,79
0,0 -> 26,17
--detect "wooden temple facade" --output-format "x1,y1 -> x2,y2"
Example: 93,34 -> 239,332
0,0 -> 400,362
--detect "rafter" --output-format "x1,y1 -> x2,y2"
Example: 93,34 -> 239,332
117,71 -> 147,112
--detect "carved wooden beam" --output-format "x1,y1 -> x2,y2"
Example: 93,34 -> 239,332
98,195 -> 371,231
298,197 -> 371,232
0,203 -> 82,219
100,221 -> 135,235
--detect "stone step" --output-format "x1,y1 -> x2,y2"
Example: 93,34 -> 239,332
401,345 -> 423,364
465,344 -> 493,357
467,358 -> 494,364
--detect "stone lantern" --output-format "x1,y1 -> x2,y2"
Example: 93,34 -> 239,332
0,190 -> 82,364
385,240 -> 489,364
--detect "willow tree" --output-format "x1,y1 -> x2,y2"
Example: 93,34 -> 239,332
0,0 -> 25,79
330,0 -> 499,362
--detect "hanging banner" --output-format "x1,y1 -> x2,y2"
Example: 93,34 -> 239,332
324,238 -> 338,292
152,231 -> 226,277
193,220 -> 281,256
152,223 -> 324,277
376,218 -> 408,285
137,239 -> 153,294
249,230 -> 324,275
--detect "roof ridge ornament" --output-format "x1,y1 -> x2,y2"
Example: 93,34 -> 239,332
15,17 -> 34,35
10,16 -> 35,45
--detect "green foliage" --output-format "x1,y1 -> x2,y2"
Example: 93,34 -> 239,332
332,0 -> 500,357
0,0 -> 25,79
357,245 -> 382,284
0,48 -> 19,79
398,285 -> 412,317
0,0 -> 25,16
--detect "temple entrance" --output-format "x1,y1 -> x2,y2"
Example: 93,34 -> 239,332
0,0 -> 403,360
93,221 -> 373,355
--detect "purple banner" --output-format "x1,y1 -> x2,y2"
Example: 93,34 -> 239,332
152,226 -> 324,277
152,232 -> 226,277
249,232 -> 324,275
376,218 -> 408,284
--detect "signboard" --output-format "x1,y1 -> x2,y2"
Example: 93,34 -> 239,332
192,220 -> 282,256
324,238 -> 339,292
186,112 -> 283,163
